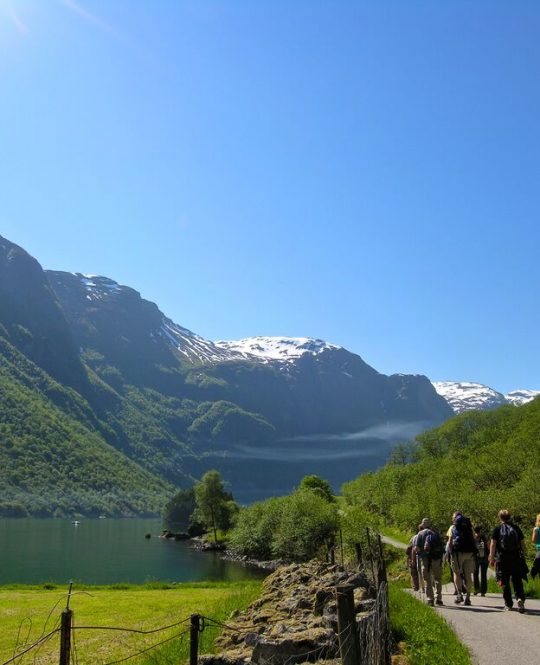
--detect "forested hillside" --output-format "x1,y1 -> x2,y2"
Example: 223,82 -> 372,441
343,397 -> 540,530
0,335 -> 172,516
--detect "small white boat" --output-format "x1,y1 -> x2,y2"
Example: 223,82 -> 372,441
72,520 -> 80,526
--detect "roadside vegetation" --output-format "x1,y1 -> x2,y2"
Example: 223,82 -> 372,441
389,585 -> 472,665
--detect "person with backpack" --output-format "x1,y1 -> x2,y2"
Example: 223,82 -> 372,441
414,518 -> 444,606
488,509 -> 526,613
448,511 -> 476,606
473,525 -> 488,596
532,513 -> 540,580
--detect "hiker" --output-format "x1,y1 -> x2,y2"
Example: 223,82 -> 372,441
489,509 -> 526,613
414,518 -> 444,606
411,525 -> 425,593
448,511 -> 476,605
406,534 -> 420,591
532,514 -> 540,580
473,525 -> 488,596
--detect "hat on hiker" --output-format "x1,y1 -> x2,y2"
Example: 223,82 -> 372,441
419,518 -> 431,529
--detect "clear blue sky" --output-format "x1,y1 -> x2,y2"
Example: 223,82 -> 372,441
1,1 -> 539,393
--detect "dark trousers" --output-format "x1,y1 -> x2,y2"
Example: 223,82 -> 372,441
474,557 -> 488,595
499,558 -> 525,606
532,552 -> 540,580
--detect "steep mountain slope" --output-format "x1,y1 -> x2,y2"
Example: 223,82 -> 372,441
0,234 -> 454,513
0,334 -> 172,517
0,237 -> 88,392
433,380 -> 540,414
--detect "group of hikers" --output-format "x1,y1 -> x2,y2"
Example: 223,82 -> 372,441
406,510 -> 540,614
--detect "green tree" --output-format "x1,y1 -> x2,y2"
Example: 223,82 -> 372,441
192,470 -> 235,542
162,488 -> 196,527
298,475 -> 335,502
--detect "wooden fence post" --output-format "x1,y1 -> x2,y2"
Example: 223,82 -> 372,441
336,584 -> 360,665
190,614 -> 200,665
59,610 -> 72,665
376,535 -> 387,586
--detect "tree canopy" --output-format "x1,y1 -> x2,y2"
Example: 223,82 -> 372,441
192,470 -> 236,542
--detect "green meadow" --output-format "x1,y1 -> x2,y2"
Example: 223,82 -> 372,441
0,581 -> 261,665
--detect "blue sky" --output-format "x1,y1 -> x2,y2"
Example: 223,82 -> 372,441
1,1 -> 539,393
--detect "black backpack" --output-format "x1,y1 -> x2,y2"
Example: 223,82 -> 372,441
499,523 -> 520,552
452,515 -> 475,553
424,530 -> 444,560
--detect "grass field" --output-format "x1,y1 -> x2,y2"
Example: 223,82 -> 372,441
0,581 -> 262,665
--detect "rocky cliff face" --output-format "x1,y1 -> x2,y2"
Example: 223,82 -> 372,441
0,237 -> 88,392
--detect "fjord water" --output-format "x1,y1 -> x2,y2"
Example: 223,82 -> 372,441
0,519 -> 263,585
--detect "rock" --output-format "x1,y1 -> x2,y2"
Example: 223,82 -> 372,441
251,628 -> 338,665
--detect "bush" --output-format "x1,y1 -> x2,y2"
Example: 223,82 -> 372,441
229,489 -> 338,561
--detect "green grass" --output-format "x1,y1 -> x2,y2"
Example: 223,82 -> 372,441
0,581 -> 262,665
487,574 -> 540,599
389,584 -> 472,665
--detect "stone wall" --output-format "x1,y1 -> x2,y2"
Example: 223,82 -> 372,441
201,561 -> 374,665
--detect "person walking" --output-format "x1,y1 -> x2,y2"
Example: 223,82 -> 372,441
489,509 -> 526,613
530,513 -> 540,580
406,534 -> 420,591
414,518 -> 444,606
448,511 -> 476,606
473,525 -> 488,596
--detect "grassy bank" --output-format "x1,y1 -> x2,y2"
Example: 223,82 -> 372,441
0,581 -> 262,665
389,584 -> 472,665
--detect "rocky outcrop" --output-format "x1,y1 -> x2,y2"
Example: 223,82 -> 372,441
201,561 -> 373,665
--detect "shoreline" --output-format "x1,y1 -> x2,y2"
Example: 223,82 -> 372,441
189,536 -> 282,572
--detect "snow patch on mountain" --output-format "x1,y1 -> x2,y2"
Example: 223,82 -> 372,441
214,336 -> 341,362
158,320 -> 249,364
74,273 -> 123,299
504,389 -> 540,406
432,381 -> 506,413
433,381 -> 540,413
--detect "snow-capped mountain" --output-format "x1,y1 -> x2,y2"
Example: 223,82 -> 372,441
69,277 -> 341,367
432,381 -> 540,414
214,336 -> 340,362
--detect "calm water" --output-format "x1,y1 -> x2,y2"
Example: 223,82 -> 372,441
0,519 -> 264,585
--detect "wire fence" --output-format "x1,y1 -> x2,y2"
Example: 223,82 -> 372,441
2,529 -> 391,665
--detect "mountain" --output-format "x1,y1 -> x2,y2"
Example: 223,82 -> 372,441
0,234 -> 453,514
432,381 -> 540,414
